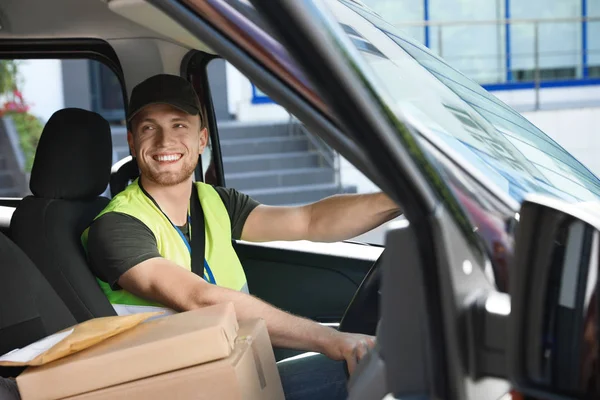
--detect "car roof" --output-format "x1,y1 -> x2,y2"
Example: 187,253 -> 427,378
0,0 -> 216,94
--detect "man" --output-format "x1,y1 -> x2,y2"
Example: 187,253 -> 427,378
84,74 -> 401,399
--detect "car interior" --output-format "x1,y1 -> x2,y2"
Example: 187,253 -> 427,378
3,1 -> 569,400
0,0 -> 387,374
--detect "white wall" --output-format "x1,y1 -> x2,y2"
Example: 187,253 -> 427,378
225,62 -> 290,122
522,106 -> 600,176
18,60 -> 64,122
340,157 -> 380,194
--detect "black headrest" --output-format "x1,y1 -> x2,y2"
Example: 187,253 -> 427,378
30,108 -> 112,200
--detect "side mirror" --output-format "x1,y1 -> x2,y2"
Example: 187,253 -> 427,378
508,195 -> 600,399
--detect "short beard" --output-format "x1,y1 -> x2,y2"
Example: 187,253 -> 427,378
141,158 -> 197,186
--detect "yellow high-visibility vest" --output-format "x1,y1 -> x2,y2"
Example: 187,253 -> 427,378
82,179 -> 248,315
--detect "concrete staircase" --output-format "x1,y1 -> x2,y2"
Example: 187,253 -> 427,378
219,120 -> 354,205
110,121 -> 355,206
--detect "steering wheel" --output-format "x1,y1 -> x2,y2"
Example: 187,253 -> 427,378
338,250 -> 383,336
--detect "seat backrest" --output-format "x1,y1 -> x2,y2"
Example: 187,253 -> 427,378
110,155 -> 139,197
0,231 -> 75,377
10,108 -> 116,322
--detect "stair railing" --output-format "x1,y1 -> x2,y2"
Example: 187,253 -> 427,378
286,114 -> 341,188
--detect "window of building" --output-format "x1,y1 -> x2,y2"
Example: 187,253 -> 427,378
513,66 -> 577,81
589,1 -> 600,73
510,0 -> 582,79
356,0 -> 595,87
357,0 -> 507,84
589,65 -> 600,78
359,0 -> 425,43
429,0 -> 506,84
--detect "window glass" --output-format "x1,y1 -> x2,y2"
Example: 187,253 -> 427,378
510,0 -> 581,79
333,1 -> 600,203
589,1 -> 600,72
358,0 -> 506,84
359,0 -> 425,43
209,0 -> 600,207
0,58 -> 126,198
93,61 -> 125,120
429,0 -> 505,84
206,59 -> 392,245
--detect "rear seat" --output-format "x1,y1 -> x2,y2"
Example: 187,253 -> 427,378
0,230 -> 75,378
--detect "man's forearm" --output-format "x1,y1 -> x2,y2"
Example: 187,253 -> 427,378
197,282 -> 339,353
306,192 -> 401,242
121,258 -> 339,353
120,258 -> 374,369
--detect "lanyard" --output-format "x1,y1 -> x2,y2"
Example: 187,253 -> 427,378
172,211 -> 216,285
172,228 -> 216,284
140,181 -> 216,284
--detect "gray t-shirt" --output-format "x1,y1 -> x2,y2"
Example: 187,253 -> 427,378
86,186 -> 259,289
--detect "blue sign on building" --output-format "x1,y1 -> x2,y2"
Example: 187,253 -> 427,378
251,84 -> 274,104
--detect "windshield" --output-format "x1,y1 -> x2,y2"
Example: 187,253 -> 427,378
333,0 -> 600,205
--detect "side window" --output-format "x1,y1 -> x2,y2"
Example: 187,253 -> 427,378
0,58 -> 126,198
206,59 -> 392,245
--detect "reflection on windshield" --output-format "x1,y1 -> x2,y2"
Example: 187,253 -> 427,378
337,0 -> 600,204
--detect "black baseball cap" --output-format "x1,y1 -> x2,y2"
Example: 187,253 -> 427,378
127,74 -> 202,124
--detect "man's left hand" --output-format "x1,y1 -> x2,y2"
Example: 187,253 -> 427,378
321,331 -> 376,375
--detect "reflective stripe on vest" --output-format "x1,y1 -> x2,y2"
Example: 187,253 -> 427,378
82,179 -> 248,313
112,304 -> 176,317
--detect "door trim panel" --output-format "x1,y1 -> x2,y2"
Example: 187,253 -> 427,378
235,239 -> 383,261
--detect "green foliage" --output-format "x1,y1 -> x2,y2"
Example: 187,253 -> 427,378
0,60 -> 19,96
0,60 -> 42,172
5,110 -> 43,172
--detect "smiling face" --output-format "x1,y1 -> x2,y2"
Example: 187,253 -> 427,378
127,103 -> 208,187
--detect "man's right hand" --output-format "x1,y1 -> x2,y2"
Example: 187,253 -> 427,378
320,331 -> 376,375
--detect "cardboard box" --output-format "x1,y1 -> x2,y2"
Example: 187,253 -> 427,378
66,319 -> 285,400
17,303 -> 238,400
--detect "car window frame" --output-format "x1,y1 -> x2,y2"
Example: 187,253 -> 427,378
183,51 -> 228,187
0,39 -> 128,205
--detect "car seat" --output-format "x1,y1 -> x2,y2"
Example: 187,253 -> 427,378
10,108 -> 116,322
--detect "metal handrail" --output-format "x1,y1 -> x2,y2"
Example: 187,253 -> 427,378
397,16 -> 600,27
287,114 -> 335,167
286,114 -> 341,186
387,15 -> 600,111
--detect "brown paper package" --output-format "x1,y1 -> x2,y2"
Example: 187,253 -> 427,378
65,319 -> 285,400
17,303 -> 239,400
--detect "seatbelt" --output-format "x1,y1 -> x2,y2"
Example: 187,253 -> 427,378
189,185 -> 206,279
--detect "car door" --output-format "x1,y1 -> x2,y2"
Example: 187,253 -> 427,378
186,54 -> 388,335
